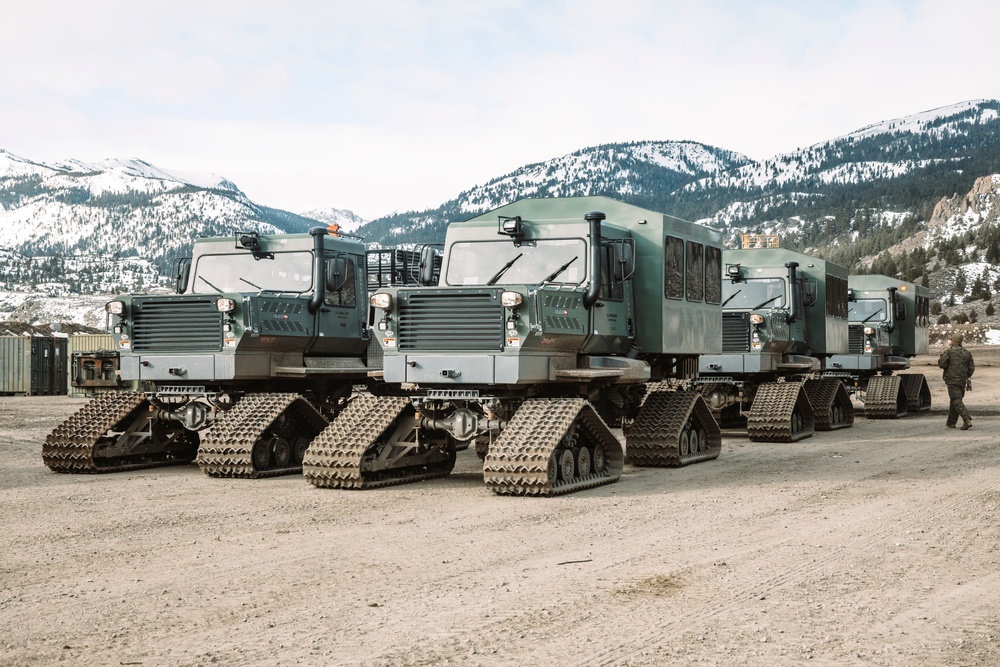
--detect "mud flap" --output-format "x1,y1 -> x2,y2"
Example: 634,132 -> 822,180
898,373 -> 931,412
625,390 -> 721,467
197,393 -> 328,478
484,398 -> 623,496
747,381 -> 816,442
863,375 -> 908,419
803,378 -> 855,431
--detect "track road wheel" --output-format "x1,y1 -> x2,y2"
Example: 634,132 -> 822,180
593,442 -> 607,475
292,436 -> 309,466
689,427 -> 701,454
273,438 -> 291,468
791,411 -> 803,435
577,447 -> 592,476
559,449 -> 575,482
252,439 -> 271,471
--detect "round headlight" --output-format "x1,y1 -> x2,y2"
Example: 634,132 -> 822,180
370,293 -> 392,309
749,313 -> 764,325
105,300 -> 125,315
501,291 -> 523,307
216,297 -> 236,313
864,326 -> 875,335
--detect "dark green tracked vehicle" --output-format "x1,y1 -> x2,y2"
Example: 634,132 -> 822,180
823,275 -> 931,418
43,227 -> 404,478
697,248 -> 855,442
303,196 -> 725,496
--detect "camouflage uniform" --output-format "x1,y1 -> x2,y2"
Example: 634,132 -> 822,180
937,338 -> 974,429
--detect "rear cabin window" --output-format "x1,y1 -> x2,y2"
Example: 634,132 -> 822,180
826,275 -> 848,319
686,241 -> 704,302
704,245 -> 722,304
664,236 -> 684,300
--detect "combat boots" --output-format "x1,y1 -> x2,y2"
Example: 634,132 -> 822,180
961,418 -> 972,430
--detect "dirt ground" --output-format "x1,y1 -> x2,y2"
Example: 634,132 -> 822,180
1,351 -> 999,667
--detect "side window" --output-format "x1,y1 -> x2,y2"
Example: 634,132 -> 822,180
826,275 -> 847,318
326,258 -> 357,307
704,245 -> 722,304
685,241 -> 704,302
664,236 -> 684,300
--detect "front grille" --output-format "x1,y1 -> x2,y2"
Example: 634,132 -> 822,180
397,291 -> 504,351
132,296 -> 223,351
722,312 -> 750,353
848,325 -> 864,354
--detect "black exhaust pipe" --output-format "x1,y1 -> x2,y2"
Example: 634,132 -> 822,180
785,261 -> 799,324
583,211 -> 605,308
308,226 -> 327,314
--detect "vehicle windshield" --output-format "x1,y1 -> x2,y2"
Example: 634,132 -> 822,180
445,239 -> 587,286
191,251 -> 313,294
721,278 -> 786,309
848,298 -> 887,323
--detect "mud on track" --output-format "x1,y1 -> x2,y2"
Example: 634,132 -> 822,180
2,350 -> 999,666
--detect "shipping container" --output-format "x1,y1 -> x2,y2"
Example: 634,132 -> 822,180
0,336 -> 67,395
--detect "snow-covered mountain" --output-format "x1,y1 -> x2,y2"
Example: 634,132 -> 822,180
5,99 -> 1000,327
0,149 -> 334,291
356,140 -> 752,246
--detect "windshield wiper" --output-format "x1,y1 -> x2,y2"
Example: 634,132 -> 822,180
198,276 -> 224,293
721,289 -> 742,307
487,253 -> 523,286
542,256 -> 578,283
862,308 -> 883,324
240,277 -> 263,290
752,294 -> 782,310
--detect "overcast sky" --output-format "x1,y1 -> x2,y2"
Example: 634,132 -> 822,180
2,0 -> 998,220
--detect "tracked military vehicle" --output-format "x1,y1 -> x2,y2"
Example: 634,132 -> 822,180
43,227 -> 390,478
823,275 -> 931,418
697,248 -> 854,441
302,196 -> 724,496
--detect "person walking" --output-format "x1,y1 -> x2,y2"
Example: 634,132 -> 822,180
938,332 -> 975,430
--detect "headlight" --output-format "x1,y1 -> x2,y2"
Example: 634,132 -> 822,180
106,300 -> 125,315
749,313 -> 764,325
216,297 -> 236,313
864,326 -> 875,335
501,291 -> 522,307
370,293 -> 392,309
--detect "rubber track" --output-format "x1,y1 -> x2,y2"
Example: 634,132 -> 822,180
625,390 -> 721,467
197,393 -> 328,478
747,381 -> 815,442
803,378 -> 855,431
483,398 -> 624,496
899,373 -> 931,412
43,392 -> 188,473
864,375 -> 908,419
302,395 -> 441,489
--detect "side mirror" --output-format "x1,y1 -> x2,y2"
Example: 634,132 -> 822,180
326,257 -> 348,291
419,246 -> 438,286
174,257 -> 191,294
803,279 -> 818,307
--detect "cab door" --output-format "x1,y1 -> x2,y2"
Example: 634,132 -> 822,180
306,251 -> 368,356
582,239 -> 635,354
